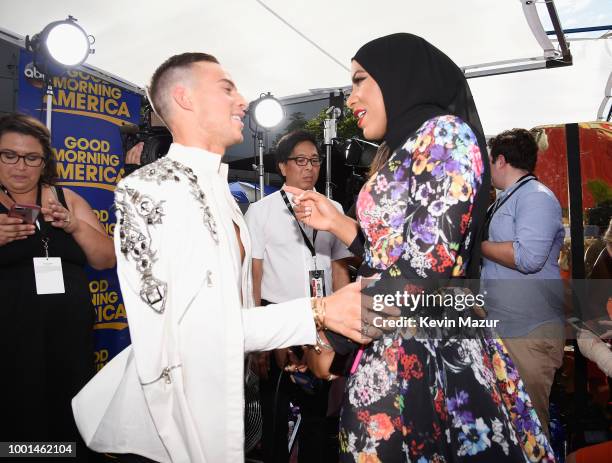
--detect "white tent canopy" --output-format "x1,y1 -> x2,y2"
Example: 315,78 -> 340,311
1,0 -> 610,136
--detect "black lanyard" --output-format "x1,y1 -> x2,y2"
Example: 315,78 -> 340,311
280,190 -> 317,259
484,174 -> 536,238
35,185 -> 53,257
0,183 -> 11,201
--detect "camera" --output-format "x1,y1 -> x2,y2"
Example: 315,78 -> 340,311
342,137 -> 378,209
120,103 -> 172,167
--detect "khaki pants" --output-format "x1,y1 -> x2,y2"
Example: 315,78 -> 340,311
502,322 -> 565,439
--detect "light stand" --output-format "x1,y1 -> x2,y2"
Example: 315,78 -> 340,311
256,132 -> 265,199
323,106 -> 341,198
249,128 -> 266,201
249,93 -> 284,200
45,80 -> 53,131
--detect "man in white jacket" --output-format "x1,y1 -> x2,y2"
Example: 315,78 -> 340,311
72,53 -> 368,463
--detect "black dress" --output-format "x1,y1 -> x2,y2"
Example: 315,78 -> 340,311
0,186 -> 95,462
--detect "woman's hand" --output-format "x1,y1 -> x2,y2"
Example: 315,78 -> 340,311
48,188 -> 116,270
283,186 -> 342,232
41,197 -> 79,234
323,281 -> 402,344
0,214 -> 35,246
284,348 -> 309,373
304,334 -> 336,379
283,186 -> 359,246
323,281 -> 397,344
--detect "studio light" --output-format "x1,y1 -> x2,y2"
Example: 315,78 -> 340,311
25,16 -> 94,132
251,93 -> 284,129
249,93 -> 285,200
26,16 -> 94,70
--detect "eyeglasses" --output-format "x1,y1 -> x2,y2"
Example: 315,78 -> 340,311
0,150 -> 47,167
287,156 -> 324,167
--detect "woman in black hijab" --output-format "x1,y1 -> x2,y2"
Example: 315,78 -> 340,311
288,33 -> 555,462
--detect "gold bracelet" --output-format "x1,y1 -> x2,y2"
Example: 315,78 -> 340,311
316,331 -> 333,351
311,297 -> 326,331
319,298 -> 326,329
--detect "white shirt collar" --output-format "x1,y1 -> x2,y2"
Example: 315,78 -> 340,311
165,142 -> 229,179
281,184 -> 316,200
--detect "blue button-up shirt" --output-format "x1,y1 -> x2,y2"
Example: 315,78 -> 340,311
481,178 -> 565,337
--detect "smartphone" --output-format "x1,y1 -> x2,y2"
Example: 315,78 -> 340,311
8,203 -> 41,224
567,316 -> 609,342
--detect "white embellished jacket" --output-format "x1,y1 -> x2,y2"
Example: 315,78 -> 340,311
72,143 -> 316,462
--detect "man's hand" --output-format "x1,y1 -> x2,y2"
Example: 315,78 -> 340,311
125,142 -> 144,165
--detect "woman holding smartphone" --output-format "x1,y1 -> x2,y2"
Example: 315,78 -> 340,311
287,34 -> 555,462
0,113 -> 115,460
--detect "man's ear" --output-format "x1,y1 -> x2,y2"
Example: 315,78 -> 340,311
172,84 -> 192,112
278,162 -> 287,177
494,154 -> 507,167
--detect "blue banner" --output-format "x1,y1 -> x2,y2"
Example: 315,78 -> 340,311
17,49 -> 142,370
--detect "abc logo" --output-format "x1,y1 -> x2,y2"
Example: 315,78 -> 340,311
24,62 -> 45,88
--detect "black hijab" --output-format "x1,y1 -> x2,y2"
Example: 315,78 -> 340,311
353,33 -> 490,278
353,33 -> 486,153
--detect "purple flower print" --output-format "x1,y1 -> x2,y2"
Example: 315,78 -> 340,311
430,145 -> 461,180
411,214 -> 437,244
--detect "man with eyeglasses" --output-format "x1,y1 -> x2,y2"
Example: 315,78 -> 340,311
245,130 -> 351,462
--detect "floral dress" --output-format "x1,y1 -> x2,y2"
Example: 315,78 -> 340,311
339,115 -> 555,462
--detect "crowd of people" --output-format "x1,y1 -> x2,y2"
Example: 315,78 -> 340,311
0,32 -> 610,463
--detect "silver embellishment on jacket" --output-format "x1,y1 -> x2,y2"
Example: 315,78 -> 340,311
116,186 -> 167,314
140,364 -> 182,386
135,157 -> 218,244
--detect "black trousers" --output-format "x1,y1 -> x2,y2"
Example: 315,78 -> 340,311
259,298 -> 290,463
295,381 -> 338,463
259,298 -> 339,462
259,358 -> 292,463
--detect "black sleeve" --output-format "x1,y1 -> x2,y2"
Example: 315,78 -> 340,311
326,229 -> 366,356
348,229 -> 366,256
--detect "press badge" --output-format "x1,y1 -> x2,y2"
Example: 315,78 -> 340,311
33,257 -> 65,294
309,269 -> 326,298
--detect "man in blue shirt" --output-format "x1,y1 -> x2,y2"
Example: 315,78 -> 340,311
481,128 -> 565,439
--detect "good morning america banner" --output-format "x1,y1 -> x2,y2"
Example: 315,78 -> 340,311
17,49 -> 142,370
